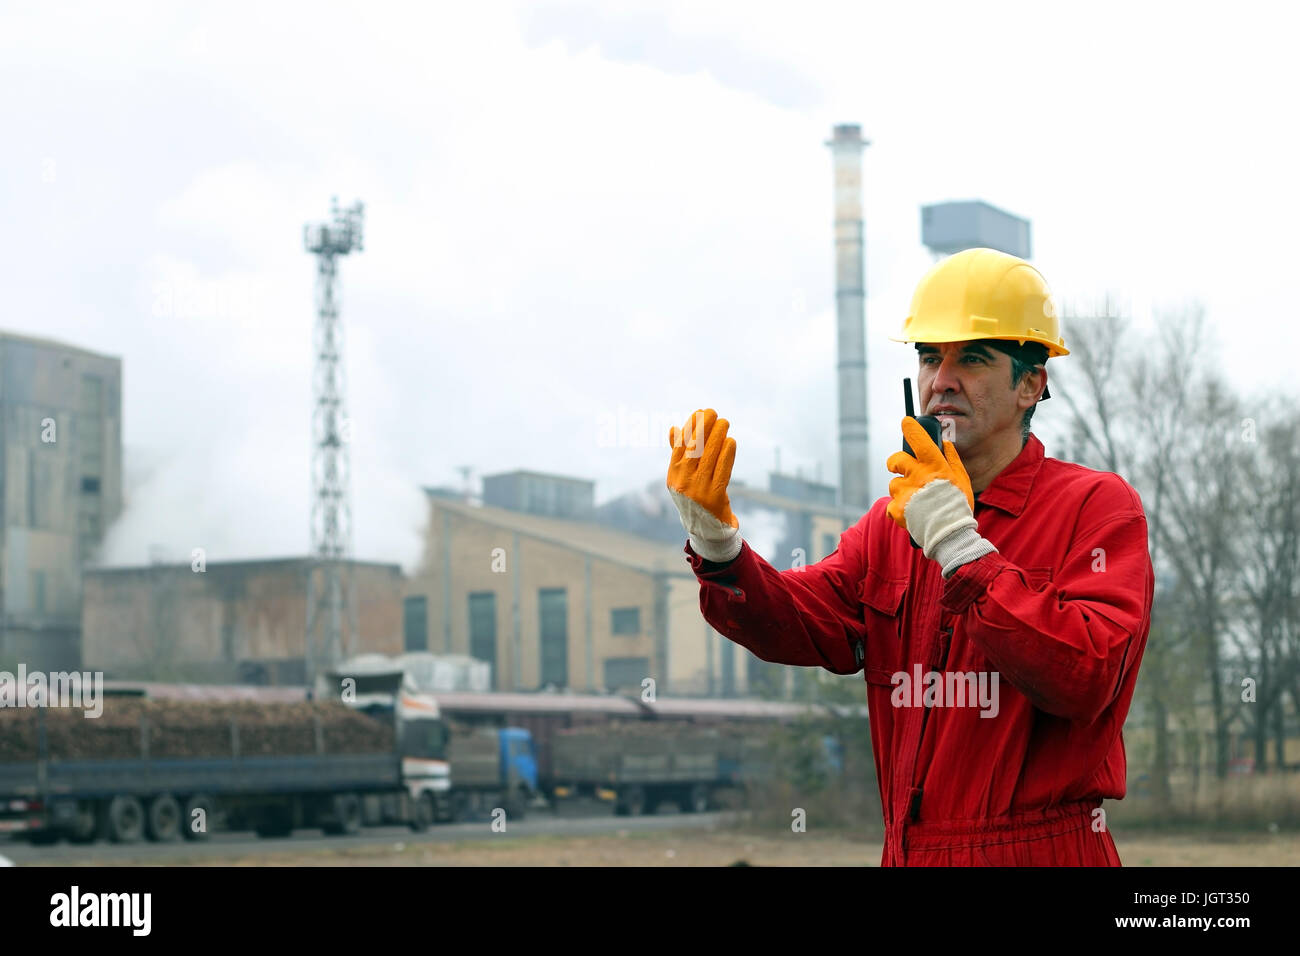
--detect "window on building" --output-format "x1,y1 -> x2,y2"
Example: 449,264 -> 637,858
80,375 -> 105,476
468,592 -> 497,675
81,476 -> 101,494
403,596 -> 428,652
610,607 -> 640,635
822,532 -> 838,559
720,639 -> 735,698
603,657 -> 649,691
538,588 -> 568,688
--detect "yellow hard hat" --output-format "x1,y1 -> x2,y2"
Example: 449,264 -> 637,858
891,248 -> 1069,357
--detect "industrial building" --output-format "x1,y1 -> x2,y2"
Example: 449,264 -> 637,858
407,485 -> 707,695
0,331 -> 122,672
406,470 -> 853,698
82,558 -> 403,684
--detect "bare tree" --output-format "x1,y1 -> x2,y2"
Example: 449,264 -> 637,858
1053,304 -> 1228,807
1054,296 -> 1134,474
1155,371 -> 1244,782
1234,404 -> 1300,772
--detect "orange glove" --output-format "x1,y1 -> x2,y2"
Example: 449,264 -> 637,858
667,408 -> 741,562
886,418 -> 995,576
886,417 -> 975,530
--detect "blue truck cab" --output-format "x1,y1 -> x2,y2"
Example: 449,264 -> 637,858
500,727 -> 538,794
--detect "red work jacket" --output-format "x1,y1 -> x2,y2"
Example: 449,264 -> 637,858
685,434 -> 1154,866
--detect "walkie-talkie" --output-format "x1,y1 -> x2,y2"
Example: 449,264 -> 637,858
903,377 -> 944,458
902,378 -> 944,550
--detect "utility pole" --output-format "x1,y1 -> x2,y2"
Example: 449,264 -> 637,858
304,197 -> 364,690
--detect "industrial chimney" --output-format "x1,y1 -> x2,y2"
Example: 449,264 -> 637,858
826,124 -> 870,513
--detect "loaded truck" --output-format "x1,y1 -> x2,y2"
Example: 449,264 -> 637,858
0,665 -> 449,843
548,722 -> 777,816
445,724 -> 539,821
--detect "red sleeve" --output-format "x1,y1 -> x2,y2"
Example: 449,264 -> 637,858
941,511 -> 1154,723
683,525 -> 868,675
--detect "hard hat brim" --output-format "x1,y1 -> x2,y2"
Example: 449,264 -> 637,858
889,331 -> 1069,358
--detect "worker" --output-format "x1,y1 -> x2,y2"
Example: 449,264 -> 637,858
667,248 -> 1154,866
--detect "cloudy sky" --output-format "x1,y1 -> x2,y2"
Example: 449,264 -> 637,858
4,0 -> 1295,570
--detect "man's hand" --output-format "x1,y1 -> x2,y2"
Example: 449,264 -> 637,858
886,417 -> 996,577
667,408 -> 742,563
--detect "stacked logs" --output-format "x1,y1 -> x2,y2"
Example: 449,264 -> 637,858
0,698 -> 394,761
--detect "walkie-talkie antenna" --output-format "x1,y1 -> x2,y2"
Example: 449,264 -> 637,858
904,378 -> 916,418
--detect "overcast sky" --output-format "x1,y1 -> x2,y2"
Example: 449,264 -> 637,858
4,0 -> 1296,570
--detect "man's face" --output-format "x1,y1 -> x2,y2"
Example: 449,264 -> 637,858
916,342 -> 1036,454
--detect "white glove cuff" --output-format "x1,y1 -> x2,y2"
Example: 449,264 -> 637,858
903,479 -> 976,554
931,525 -> 998,578
669,489 -> 742,563
692,529 -> 742,564
902,479 -> 996,576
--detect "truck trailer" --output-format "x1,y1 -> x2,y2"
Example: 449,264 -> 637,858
549,722 -> 775,815
0,668 -> 449,843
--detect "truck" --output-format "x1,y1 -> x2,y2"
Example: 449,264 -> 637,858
548,722 -> 776,816
0,665 -> 450,843
445,724 -> 539,821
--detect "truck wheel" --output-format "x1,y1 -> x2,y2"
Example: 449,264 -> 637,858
105,795 -> 145,843
182,794 -> 214,841
253,807 -> 293,838
323,793 -> 362,836
146,794 -> 183,842
408,792 -> 436,833
617,786 -> 645,817
449,792 -> 469,823
688,784 -> 710,814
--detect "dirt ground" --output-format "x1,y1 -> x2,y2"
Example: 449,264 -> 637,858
30,828 -> 1299,866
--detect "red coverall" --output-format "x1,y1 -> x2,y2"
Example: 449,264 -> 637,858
685,434 -> 1154,866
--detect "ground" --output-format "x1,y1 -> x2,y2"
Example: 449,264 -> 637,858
17,827 -> 1299,866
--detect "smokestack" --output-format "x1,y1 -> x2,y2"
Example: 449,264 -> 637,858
826,124 -> 870,513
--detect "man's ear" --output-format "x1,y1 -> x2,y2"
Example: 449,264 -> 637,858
1019,366 -> 1047,407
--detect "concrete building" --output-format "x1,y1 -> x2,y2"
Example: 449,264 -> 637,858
0,332 -> 122,671
82,558 -> 403,684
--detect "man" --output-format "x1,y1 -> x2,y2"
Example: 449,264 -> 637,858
666,248 -> 1153,866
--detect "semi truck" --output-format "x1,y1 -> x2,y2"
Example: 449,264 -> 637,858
0,666 -> 449,843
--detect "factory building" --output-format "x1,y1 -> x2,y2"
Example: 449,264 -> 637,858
408,481 -> 722,696
0,331 -> 122,672
413,471 -> 854,698
82,558 -> 403,684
